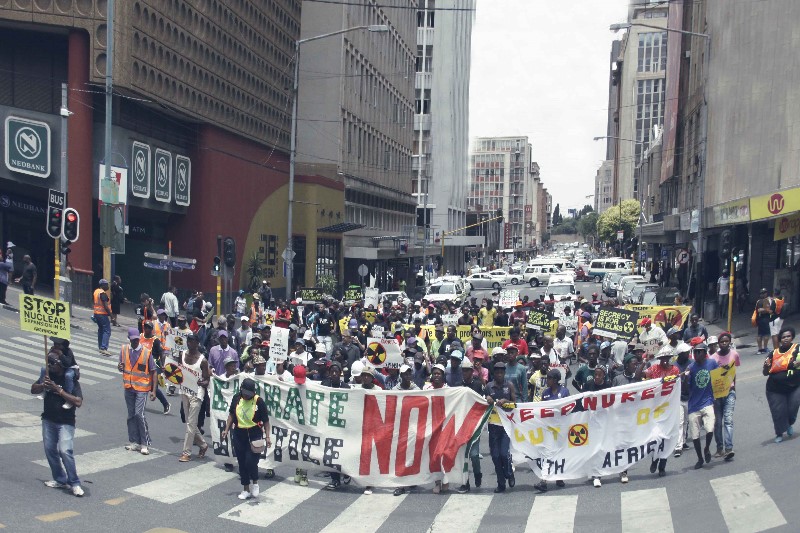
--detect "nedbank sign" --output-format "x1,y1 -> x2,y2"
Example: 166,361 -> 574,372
5,116 -> 51,178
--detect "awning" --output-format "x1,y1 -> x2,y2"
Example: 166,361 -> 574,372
318,222 -> 365,233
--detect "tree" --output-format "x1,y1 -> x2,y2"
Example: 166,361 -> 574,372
552,203 -> 561,226
578,211 -> 599,239
551,218 -> 578,235
597,199 -> 640,243
579,204 -> 594,218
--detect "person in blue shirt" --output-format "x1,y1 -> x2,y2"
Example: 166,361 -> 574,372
684,342 -> 718,469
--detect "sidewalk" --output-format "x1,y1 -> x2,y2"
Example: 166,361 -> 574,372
705,309 -> 759,350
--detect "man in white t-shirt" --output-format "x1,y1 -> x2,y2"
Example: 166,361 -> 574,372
717,269 -> 730,319
552,326 -> 575,364
637,317 -> 668,360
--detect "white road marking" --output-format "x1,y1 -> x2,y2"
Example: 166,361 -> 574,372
710,471 -> 787,533
0,425 -> 94,445
622,487 -> 674,533
426,493 -> 493,533
34,446 -> 166,475
321,492 -> 408,533
126,462 -> 236,504
219,479 -> 323,527
526,494 -> 578,533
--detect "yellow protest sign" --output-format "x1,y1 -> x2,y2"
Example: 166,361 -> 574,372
710,363 -> 736,399
19,293 -> 71,339
364,310 -> 377,324
624,305 -> 692,331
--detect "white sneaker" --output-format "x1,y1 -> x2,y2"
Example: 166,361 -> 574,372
124,443 -> 140,451
72,485 -> 84,497
140,446 -> 150,455
250,484 -> 260,497
620,473 -> 629,483
238,490 -> 251,500
363,487 -> 373,495
593,477 -> 602,488
44,480 -> 70,489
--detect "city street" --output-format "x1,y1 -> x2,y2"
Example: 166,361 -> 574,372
0,286 -> 797,533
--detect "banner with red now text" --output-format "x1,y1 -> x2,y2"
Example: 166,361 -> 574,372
497,378 -> 680,481
209,375 -> 491,487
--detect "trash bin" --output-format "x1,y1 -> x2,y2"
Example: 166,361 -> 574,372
703,300 -> 717,323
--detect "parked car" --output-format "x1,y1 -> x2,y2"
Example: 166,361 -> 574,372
487,269 -> 519,285
587,258 -> 633,282
521,265 -> 561,287
630,283 -> 659,305
465,273 -> 502,291
602,271 -> 626,297
616,275 -> 645,299
621,280 -> 651,304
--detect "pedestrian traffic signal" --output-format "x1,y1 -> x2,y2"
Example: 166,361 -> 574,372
223,237 -> 236,267
213,256 -> 221,273
46,205 -> 63,239
61,208 -> 80,242
61,237 -> 72,257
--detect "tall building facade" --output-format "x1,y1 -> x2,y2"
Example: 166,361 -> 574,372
296,0 -> 417,287
614,1 -> 669,202
595,160 -> 615,213
467,137 -> 546,252
413,0 -> 476,274
0,1 -> 320,303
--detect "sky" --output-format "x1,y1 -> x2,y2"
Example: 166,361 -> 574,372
469,0 -> 630,213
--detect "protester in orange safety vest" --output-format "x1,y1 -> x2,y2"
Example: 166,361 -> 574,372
93,279 -> 112,356
118,328 -> 157,455
140,322 -> 171,415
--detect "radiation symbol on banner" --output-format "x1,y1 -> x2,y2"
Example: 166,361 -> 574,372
365,341 -> 387,366
568,424 -> 589,447
623,322 -> 635,334
163,363 -> 184,385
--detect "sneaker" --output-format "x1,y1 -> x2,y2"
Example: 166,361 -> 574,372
393,487 -> 406,496
694,460 -> 705,469
433,481 -> 441,494
788,426 -> 795,437
224,463 -> 235,472
534,481 -> 548,492
714,448 -> 725,458
264,469 -> 275,479
363,487 -> 373,495
457,483 -> 470,494
620,473 -> 629,484
325,480 -> 341,491
725,449 -> 735,461
556,480 -> 565,488
299,474 -> 308,487
238,490 -> 251,500
493,486 -> 506,493
682,443 -> 690,450
508,473 -> 516,488
124,443 -> 141,452
673,449 -> 682,458
140,446 -> 150,455
44,480 -> 70,489
72,485 -> 84,497
658,469 -> 666,477
294,469 -> 302,483
62,402 -> 73,409
179,454 -> 191,462
163,404 -> 171,415
704,448 -> 712,463
593,477 -> 602,488
474,473 -> 482,488
250,484 -> 260,497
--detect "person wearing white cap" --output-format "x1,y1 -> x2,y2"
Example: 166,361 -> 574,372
706,336 -> 719,356
236,316 -> 251,347
393,364 -> 419,391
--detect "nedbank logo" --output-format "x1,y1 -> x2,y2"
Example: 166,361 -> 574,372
5,116 -> 51,178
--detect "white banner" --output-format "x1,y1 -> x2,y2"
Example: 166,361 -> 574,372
165,331 -> 190,353
498,378 -> 680,481
163,355 -> 201,397
441,314 -> 459,326
364,287 -> 380,309
498,289 -> 519,308
365,337 -> 403,369
270,327 -> 290,362
209,375 -> 490,487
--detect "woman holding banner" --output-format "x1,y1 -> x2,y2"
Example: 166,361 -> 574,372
762,327 -> 800,443
220,378 -> 270,500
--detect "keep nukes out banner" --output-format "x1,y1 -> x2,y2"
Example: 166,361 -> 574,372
498,379 -> 680,481
210,375 -> 491,487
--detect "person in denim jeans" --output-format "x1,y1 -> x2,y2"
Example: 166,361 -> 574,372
31,351 -> 85,497
712,333 -> 740,460
484,362 -> 516,493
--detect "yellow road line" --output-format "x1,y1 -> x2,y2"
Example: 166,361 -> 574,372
36,510 -> 80,522
104,496 -> 131,506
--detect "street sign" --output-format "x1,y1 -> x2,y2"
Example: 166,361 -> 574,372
5,116 -> 51,178
46,189 -> 65,239
358,264 -> 369,277
143,261 -> 169,270
48,189 -> 65,210
640,250 -> 647,261
159,259 -> 196,270
174,155 -> 191,206
661,249 -> 669,259
282,249 -> 296,262
131,142 -> 151,198
616,230 -> 624,241
154,148 -> 172,203
145,252 -> 197,264
677,249 -> 690,264
99,164 -> 128,205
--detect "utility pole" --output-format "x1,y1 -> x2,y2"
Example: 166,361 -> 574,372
417,0 -> 430,283
55,83 -> 68,300
102,0 -> 115,283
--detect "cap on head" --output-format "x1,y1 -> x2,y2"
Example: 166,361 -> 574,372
99,278 -> 109,286
639,317 -> 652,327
656,346 -> 675,359
350,360 -> 364,377
240,316 -> 250,322
128,327 -> 141,340
432,363 -> 447,373
706,336 -> 719,345
399,364 -> 412,374
491,346 -> 507,358
493,361 -> 507,370
240,378 -> 256,398
460,358 -> 473,369
546,369 -> 561,381
676,342 -> 692,354
449,349 -> 464,361
293,365 -> 307,384
217,330 -> 229,338
157,308 -> 166,316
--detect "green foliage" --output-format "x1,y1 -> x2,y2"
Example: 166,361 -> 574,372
578,211 -> 599,238
245,252 -> 265,293
316,273 -> 338,296
579,204 -> 594,218
552,203 -> 562,225
597,199 -> 640,243
551,218 -> 578,234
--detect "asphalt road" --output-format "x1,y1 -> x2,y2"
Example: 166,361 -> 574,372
0,284 -> 798,533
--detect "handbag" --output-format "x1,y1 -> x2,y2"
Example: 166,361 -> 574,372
250,438 -> 266,454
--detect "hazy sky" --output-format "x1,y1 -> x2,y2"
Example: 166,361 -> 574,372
469,0 -> 629,213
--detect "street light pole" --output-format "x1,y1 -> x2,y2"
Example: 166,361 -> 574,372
286,24 -> 389,300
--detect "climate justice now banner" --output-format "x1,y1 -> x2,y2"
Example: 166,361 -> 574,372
497,378 -> 680,481
209,375 -> 491,487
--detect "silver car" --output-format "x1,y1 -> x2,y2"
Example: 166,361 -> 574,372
465,273 -> 502,291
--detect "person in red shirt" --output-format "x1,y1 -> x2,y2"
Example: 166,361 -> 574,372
274,301 -> 292,329
641,346 -> 680,380
502,328 -> 529,356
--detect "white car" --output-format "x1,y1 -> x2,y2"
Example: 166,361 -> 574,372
465,273 -> 502,291
425,282 -> 467,304
379,291 -> 411,307
521,265 -> 561,287
487,269 -> 519,285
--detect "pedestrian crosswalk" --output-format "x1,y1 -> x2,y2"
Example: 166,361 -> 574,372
0,327 -> 128,401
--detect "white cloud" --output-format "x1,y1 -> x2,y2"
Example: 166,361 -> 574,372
469,0 -> 629,210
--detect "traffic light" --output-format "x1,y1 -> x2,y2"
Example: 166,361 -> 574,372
720,229 -> 732,259
46,204 -> 62,239
61,208 -> 80,242
61,238 -> 72,257
223,237 -> 236,267
213,256 -> 221,274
